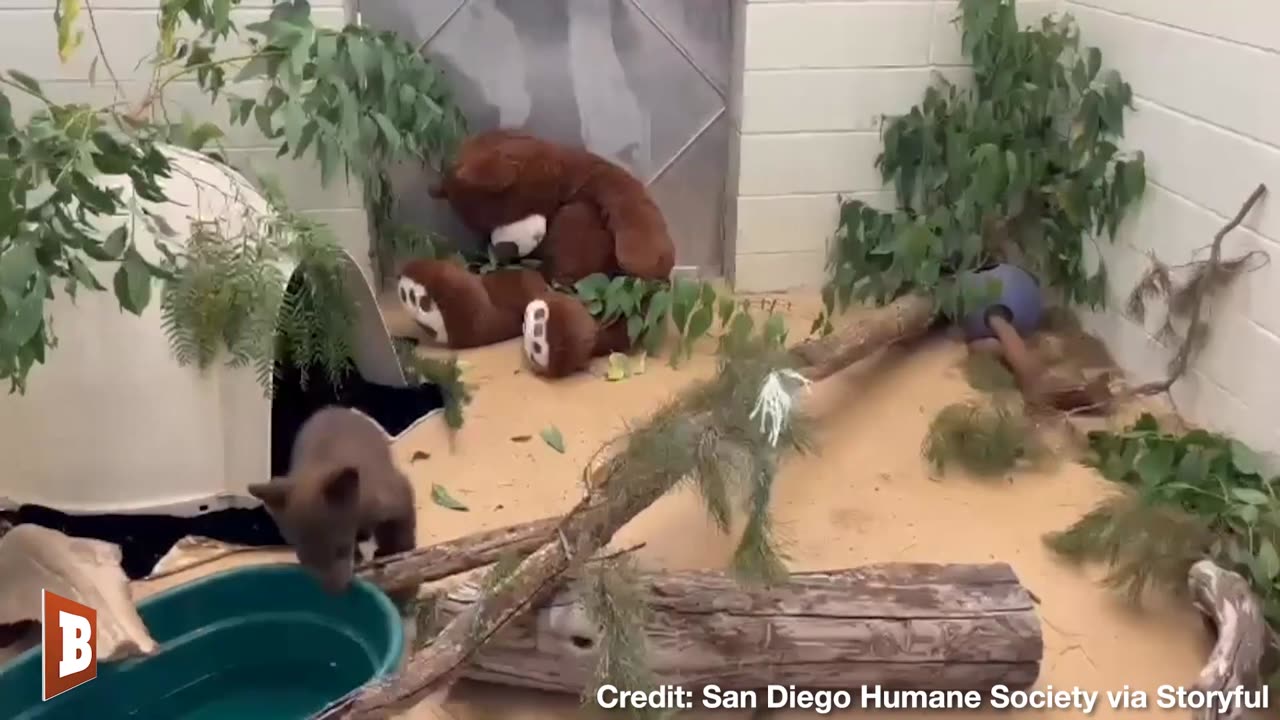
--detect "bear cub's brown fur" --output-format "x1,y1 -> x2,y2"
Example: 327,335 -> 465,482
248,406 -> 416,595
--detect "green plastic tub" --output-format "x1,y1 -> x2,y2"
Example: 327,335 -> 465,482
0,564 -> 404,719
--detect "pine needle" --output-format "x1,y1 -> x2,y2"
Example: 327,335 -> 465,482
921,400 -> 1039,477
692,428 -> 734,533
467,552 -> 526,643
579,555 -> 660,720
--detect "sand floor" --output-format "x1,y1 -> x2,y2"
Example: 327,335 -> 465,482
130,293 -> 1224,719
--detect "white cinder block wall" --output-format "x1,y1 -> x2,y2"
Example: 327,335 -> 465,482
728,0 -> 1057,293
0,0 -> 371,278
1068,1 -> 1280,457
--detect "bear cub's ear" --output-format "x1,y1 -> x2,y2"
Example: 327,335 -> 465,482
248,480 -> 291,511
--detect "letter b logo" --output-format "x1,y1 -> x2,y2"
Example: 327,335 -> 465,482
41,590 -> 97,701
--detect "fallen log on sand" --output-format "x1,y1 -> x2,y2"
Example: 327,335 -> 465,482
791,293 -> 936,382
431,562 -> 1043,694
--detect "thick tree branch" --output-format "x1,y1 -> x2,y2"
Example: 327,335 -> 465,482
791,293 -> 937,381
356,517 -> 559,592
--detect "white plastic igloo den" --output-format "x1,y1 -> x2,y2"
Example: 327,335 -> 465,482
0,145 -> 431,518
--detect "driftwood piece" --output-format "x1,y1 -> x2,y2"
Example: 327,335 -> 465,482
1187,559 -> 1275,720
0,524 -> 158,661
433,562 -> 1043,693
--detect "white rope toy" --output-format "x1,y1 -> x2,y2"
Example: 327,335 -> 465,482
749,369 -> 813,447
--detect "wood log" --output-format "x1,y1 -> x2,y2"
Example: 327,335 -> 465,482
791,293 -> 936,382
432,562 -> 1043,693
1187,559 -> 1277,720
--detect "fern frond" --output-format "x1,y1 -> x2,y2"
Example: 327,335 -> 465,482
156,183 -> 358,395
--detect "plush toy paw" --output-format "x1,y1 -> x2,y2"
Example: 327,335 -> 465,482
521,293 -> 602,378
521,292 -> 638,379
522,298 -> 552,371
397,274 -> 450,344
491,213 -> 546,261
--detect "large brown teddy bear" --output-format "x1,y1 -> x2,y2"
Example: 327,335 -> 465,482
427,130 -> 676,377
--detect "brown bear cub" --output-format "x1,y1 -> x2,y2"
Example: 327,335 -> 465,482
248,406 -> 416,596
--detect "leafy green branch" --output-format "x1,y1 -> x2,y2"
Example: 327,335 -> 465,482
0,72 -> 175,392
393,337 -> 473,431
158,0 -> 467,183
818,0 -> 1146,334
573,273 -> 789,368
1046,414 -> 1280,632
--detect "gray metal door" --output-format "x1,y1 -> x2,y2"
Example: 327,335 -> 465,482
358,0 -> 733,278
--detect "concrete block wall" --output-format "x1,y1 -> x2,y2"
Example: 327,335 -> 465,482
0,0 -> 372,278
727,0 -> 1056,293
1067,1 -> 1280,456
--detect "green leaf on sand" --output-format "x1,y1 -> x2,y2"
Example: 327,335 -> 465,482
430,483 -> 468,511
540,426 -> 566,453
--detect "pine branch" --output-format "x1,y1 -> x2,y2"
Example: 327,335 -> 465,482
922,400 -> 1040,477
1045,492 -> 1216,602
580,555 -> 659,720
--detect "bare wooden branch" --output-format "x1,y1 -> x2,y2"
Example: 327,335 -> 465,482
792,293 -> 937,381
1187,559 -> 1276,720
434,563 -> 1043,693
356,517 -> 559,592
1130,183 -> 1268,398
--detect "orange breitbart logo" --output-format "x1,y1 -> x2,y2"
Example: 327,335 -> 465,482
41,589 -> 97,701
